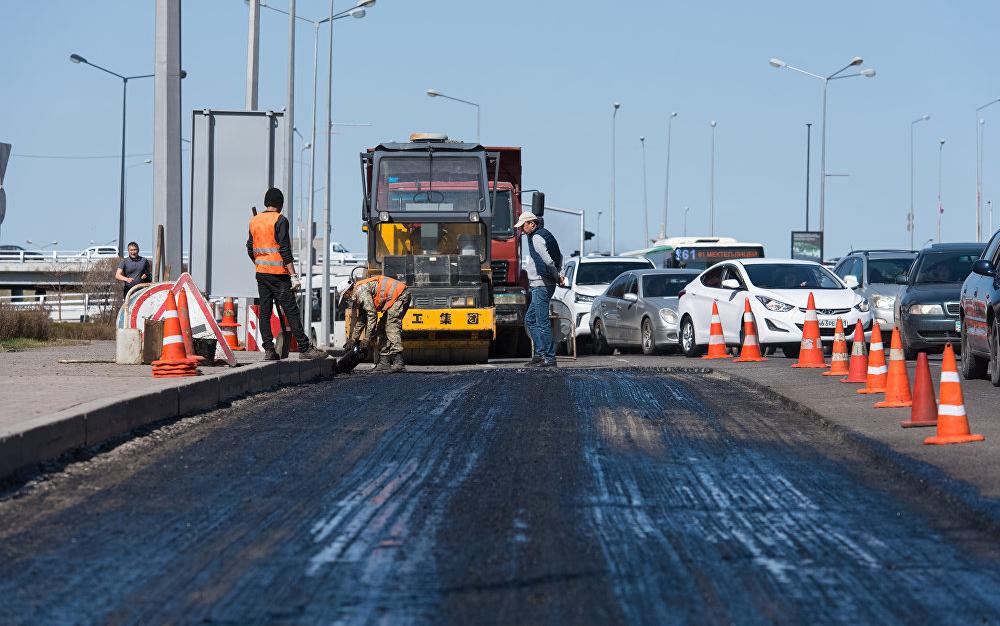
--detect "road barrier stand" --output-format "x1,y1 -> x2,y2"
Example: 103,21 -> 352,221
151,290 -> 202,378
823,318 -> 850,376
924,343 -> 984,445
841,320 -> 869,383
792,292 -> 828,368
901,352 -> 938,428
702,300 -> 730,360
858,324 -> 888,394
734,297 -> 766,362
874,327 -> 913,408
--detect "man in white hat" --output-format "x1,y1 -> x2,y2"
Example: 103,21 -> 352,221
514,211 -> 566,367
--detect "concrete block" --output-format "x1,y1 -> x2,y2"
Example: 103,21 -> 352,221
217,369 -> 250,403
85,387 -> 180,446
177,376 -> 222,416
0,413 -> 86,477
301,358 -> 334,382
277,360 -> 301,385
246,362 -> 279,394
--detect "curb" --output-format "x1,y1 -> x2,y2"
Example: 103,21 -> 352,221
0,358 -> 336,481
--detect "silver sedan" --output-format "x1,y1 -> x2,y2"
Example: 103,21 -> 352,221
590,269 -> 701,355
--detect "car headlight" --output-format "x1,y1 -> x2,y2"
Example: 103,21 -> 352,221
575,293 -> 595,303
908,304 -> 943,315
658,308 -> 679,324
871,294 -> 895,310
854,298 -> 870,313
755,295 -> 794,312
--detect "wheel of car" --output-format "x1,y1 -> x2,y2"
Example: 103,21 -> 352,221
991,319 -> 1000,387
781,343 -> 800,359
680,316 -> 704,358
960,319 -> 988,379
899,325 -> 919,362
592,319 -> 612,355
641,318 -> 661,356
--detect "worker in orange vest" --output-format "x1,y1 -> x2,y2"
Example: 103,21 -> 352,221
343,274 -> 411,372
246,187 -> 327,361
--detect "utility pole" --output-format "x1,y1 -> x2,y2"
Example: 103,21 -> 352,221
246,0 -> 260,110
640,136 -> 648,246
283,0 -> 296,242
662,111 -> 677,239
805,123 -> 812,230
153,0 -> 182,278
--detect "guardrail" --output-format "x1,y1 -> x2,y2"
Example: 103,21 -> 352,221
0,293 -> 117,322
0,251 -> 112,263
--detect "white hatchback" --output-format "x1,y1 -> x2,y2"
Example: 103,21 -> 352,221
676,258 -> 873,358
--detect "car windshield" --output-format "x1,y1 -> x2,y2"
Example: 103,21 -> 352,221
868,257 -> 914,284
577,261 -> 653,285
913,252 -> 981,284
642,274 -> 697,297
744,263 -> 843,289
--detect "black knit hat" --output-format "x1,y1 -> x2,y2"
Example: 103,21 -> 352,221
264,187 -> 284,208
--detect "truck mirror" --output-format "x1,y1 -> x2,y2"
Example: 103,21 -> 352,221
532,191 -> 545,217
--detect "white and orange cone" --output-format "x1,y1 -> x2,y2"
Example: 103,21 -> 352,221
823,318 -> 849,376
841,320 -> 869,384
857,324 -> 887,394
874,327 -> 912,408
702,300 -> 729,360
792,292 -> 828,368
925,343 -> 984,445
152,291 -> 200,378
734,298 -> 766,362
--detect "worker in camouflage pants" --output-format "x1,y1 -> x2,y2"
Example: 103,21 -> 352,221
344,275 -> 411,372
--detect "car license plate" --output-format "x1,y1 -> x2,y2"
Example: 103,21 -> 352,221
956,320 -> 962,333
818,319 -> 837,328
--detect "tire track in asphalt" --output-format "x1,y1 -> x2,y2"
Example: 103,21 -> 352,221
567,369 -> 1000,624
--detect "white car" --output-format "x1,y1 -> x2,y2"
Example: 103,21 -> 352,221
75,245 -> 119,258
553,254 -> 654,344
676,258 -> 873,358
328,242 -> 364,265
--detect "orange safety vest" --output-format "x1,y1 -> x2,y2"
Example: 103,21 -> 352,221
355,275 -> 407,311
249,211 -> 289,275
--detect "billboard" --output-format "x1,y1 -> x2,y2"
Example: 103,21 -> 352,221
791,231 -> 823,262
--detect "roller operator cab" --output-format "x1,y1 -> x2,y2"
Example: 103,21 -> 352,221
360,134 -> 498,364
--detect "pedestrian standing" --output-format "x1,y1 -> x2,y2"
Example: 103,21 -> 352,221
247,187 -> 327,361
342,274 -> 411,372
115,242 -> 152,300
516,212 -> 565,367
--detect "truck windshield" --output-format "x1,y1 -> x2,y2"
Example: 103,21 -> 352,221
491,190 -> 514,238
377,156 -> 484,213
376,222 -> 488,262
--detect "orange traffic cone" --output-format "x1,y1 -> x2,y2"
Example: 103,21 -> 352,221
901,352 -> 937,428
925,343 -> 984,445
874,327 -> 912,408
702,301 -> 729,359
219,297 -> 243,351
176,287 -> 203,363
823,318 -> 849,376
857,324 -> 888,394
841,320 -> 869,383
792,292 -> 827,368
734,298 -> 766,362
152,291 -> 200,378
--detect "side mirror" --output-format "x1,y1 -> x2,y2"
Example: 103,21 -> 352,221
973,259 -> 996,277
721,278 -> 741,290
531,191 -> 545,217
623,292 -> 638,302
895,274 -> 909,285
843,275 -> 859,289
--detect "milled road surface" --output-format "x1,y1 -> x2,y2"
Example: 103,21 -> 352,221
3,369 -> 1000,625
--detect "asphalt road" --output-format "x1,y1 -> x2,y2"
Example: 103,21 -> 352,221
3,368 -> 1000,625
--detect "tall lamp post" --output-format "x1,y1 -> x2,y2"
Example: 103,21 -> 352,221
683,206 -> 690,237
709,120 -> 717,236
769,56 -> 876,239
426,89 -> 480,143
661,111 -> 677,239
610,102 -> 620,254
909,114 -> 930,249
976,98 -> 1000,242
596,210 -> 603,252
937,138 -> 945,242
640,136 -> 648,245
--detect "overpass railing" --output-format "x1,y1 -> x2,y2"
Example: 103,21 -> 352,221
0,293 -> 117,322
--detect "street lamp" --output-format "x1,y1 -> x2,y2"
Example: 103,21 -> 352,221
769,56 -> 876,239
661,111 -> 678,239
709,121 -> 717,236
426,89 -> 480,142
610,102 -> 621,254
683,206 -> 690,237
597,210 -> 603,252
976,98 -> 1000,242
937,138 -> 945,242
909,114 -> 931,249
640,136 -> 648,245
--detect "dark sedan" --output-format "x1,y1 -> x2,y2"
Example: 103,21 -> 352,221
960,229 -> 1000,384
895,242 -> 986,358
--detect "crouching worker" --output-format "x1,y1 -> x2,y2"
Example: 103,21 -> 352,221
343,274 -> 411,372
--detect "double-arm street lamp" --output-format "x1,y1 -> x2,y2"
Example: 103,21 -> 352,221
661,111 -> 678,239
769,56 -> 876,239
909,114 -> 930,249
976,98 -> 1000,241
426,89 -> 480,143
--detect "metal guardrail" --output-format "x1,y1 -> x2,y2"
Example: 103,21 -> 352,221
0,293 -> 117,322
0,251 -> 110,263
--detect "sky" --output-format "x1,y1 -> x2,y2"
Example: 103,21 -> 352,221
3,0 -> 1000,260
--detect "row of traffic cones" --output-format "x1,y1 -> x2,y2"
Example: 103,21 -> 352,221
152,289 -> 202,378
706,292 -> 983,446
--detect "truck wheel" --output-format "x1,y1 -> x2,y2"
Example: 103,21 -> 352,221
592,319 -> 612,355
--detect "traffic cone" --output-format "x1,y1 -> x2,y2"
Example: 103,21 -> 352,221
857,324 -> 888,394
841,320 -> 869,383
901,352 -> 937,428
151,290 -> 200,378
823,318 -> 849,376
874,327 -> 912,408
702,300 -> 729,359
175,287 -> 203,363
925,343 -> 984,445
792,292 -> 828,368
219,297 -> 243,351
734,298 -> 766,362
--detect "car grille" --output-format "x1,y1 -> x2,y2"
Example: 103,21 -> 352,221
798,307 -> 851,315
945,302 -> 960,316
491,260 -> 511,285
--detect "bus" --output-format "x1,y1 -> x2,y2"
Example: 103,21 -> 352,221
624,237 -> 765,270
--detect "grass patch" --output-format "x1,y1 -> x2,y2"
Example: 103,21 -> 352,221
50,322 -> 116,341
0,338 -> 50,351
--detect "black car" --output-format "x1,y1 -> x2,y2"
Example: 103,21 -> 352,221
959,229 -> 1000,385
0,245 -> 44,259
895,242 -> 986,358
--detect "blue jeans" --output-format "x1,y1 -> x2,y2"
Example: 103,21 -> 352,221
525,285 -> 557,361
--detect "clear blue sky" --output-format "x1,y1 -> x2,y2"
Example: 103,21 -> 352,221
3,0 -> 1000,259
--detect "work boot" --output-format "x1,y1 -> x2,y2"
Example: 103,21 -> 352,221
299,346 -> 329,360
534,359 -> 558,368
523,355 -> 543,367
373,357 -> 393,372
390,354 -> 405,372
263,348 -> 281,361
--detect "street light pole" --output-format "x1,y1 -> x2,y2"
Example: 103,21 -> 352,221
597,210 -> 603,252
709,120 -> 716,236
611,102 -> 620,254
662,111 -> 677,239
425,89 -> 480,142
805,123 -> 812,230
284,0 -> 296,240
640,136 -> 648,246
938,138 -> 945,243
684,206 -> 690,237
976,98 -> 1000,242
910,114 -> 930,249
